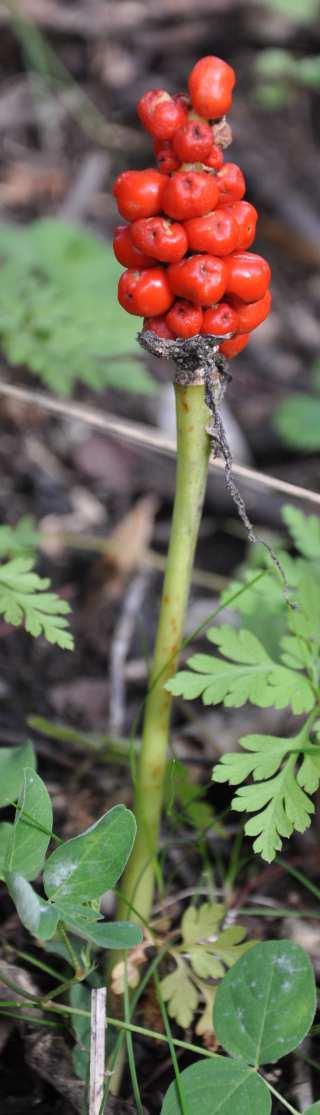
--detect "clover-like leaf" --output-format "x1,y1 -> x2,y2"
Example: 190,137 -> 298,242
160,1058 -> 271,1115
43,804 -> 136,903
6,768 -> 53,880
6,874 -> 59,940
214,940 -> 316,1066
62,914 -> 142,949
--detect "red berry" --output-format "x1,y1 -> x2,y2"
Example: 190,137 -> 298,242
202,302 -> 239,336
227,200 -> 258,250
216,163 -> 246,205
230,289 -> 272,332
188,56 -> 236,119
226,252 -> 271,302
118,268 -> 174,317
220,333 -> 250,358
205,143 -> 224,170
153,139 -> 179,174
168,254 -> 227,305
131,216 -> 188,263
143,316 -> 175,339
113,225 -> 154,269
166,299 -> 203,338
162,170 -> 219,220
137,89 -> 187,139
113,169 -> 167,221
172,119 -> 213,162
185,207 -> 239,256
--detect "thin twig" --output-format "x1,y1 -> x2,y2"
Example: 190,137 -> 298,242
0,379 -> 319,507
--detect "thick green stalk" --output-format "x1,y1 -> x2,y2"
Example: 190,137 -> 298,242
117,383 -> 211,924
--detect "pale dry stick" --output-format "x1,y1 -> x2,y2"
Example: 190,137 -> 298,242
0,379 -> 319,508
89,987 -> 107,1115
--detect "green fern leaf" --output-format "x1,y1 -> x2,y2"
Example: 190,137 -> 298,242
233,758 -> 314,861
0,556 -> 73,649
167,626 -> 314,713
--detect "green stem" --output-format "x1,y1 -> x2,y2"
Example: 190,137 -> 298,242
266,1080 -> 300,1115
117,383 -> 211,924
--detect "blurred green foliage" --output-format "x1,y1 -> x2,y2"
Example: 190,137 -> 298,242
275,359 -> 320,450
254,46 -> 320,109
0,220 -> 155,396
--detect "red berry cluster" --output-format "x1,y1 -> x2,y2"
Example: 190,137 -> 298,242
113,56 -> 271,360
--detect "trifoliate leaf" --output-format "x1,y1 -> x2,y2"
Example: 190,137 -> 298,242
0,555 -> 73,649
160,962 -> 199,1029
167,626 -> 314,714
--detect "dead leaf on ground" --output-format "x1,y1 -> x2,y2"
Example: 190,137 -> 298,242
86,494 -> 158,610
